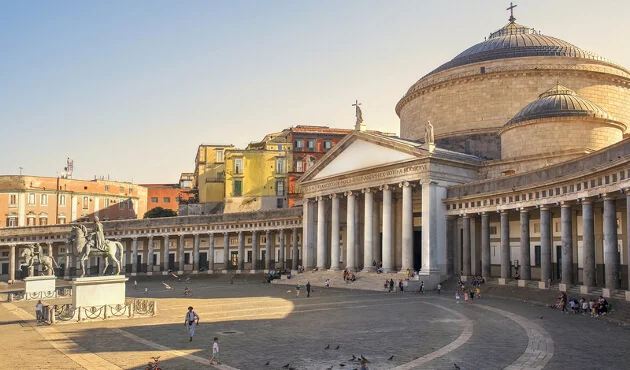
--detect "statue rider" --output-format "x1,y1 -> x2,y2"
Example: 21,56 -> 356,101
90,216 -> 107,252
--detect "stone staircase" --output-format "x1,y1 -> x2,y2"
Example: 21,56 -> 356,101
271,270 -> 409,292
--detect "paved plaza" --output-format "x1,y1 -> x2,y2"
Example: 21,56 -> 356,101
2,275 -> 630,369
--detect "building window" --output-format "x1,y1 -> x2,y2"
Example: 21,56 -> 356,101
276,198 -> 284,209
307,140 -> 315,150
9,194 -> 17,207
276,158 -> 285,174
39,194 -> 48,206
151,197 -> 158,203
216,150 -> 224,163
82,196 -> 89,209
247,250 -> 252,262
119,200 -> 125,209
324,141 -> 332,151
7,216 -> 17,227
105,185 -> 110,192
534,223 -> 540,233
534,246 -> 541,267
295,140 -> 303,149
234,158 -> 243,174
119,186 -> 125,193
163,197 -> 171,203
233,179 -> 243,196
176,197 -> 181,203
27,214 -> 36,226
128,199 -> 133,209
129,187 -> 133,194
489,226 -> 497,235
184,252 -> 191,265
39,217 -> 47,226
296,159 -> 303,172
59,194 -> 66,206
28,193 -> 36,205
57,216 -> 66,224
276,180 -> 285,196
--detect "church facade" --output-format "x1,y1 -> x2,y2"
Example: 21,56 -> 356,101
297,13 -> 630,295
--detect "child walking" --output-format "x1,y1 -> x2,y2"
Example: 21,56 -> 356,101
210,337 -> 221,365
296,283 -> 301,297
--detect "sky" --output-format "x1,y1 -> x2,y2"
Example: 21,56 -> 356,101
1,0 -> 629,184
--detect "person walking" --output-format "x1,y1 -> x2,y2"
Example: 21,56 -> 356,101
399,279 -> 404,293
296,283 -> 301,297
185,306 -> 200,341
389,279 -> 394,293
306,281 -> 311,298
35,300 -> 44,322
209,337 -> 221,365
144,287 -> 148,295
229,273 -> 235,284
420,281 -> 425,294
437,283 -> 442,295
134,280 -> 138,290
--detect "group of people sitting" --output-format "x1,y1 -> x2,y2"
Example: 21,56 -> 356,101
343,269 -> 356,282
556,292 -> 610,317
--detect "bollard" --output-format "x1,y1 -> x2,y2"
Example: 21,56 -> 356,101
152,301 -> 157,316
129,302 -> 134,318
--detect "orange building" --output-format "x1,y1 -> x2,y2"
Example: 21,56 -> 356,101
143,183 -> 195,214
0,175 -> 148,228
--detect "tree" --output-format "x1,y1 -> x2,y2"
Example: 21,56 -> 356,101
143,207 -> 178,219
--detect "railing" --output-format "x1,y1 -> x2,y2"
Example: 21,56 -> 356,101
48,299 -> 156,324
7,287 -> 72,302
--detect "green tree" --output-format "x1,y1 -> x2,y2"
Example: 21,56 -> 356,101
143,207 -> 178,219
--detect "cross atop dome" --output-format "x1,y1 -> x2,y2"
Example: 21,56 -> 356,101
507,2 -> 517,23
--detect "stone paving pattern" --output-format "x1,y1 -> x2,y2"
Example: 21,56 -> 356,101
1,274 -> 630,369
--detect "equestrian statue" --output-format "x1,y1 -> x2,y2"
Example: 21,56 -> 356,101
20,243 -> 59,276
67,216 -> 124,277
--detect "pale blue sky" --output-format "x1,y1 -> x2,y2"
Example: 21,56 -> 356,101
1,1 -> 629,183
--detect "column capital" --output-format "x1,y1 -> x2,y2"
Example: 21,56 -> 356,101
265,230 -> 271,235
399,181 -> 414,188
46,242 -> 53,247
148,235 -> 154,240
519,207 -> 532,213
602,193 -> 617,201
538,204 -> 551,211
344,190 -> 354,197
461,214 -> 471,219
362,188 -> 375,194
499,209 -> 510,214
580,198 -> 595,205
329,193 -> 339,199
379,184 -> 392,191
315,196 -> 325,201
560,201 -> 573,208
132,236 -> 138,241
303,197 -> 311,204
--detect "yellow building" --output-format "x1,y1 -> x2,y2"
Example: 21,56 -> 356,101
194,144 -> 234,203
224,136 -> 292,213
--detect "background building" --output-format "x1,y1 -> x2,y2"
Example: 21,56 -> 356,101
194,144 -> 234,204
0,175 -> 147,227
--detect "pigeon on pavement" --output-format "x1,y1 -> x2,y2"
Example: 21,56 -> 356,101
388,355 -> 395,360
325,344 -> 330,349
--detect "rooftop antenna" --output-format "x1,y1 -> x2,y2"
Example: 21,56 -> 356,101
19,167 -> 23,175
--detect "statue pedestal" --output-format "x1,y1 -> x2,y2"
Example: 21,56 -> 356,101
72,275 -> 127,308
24,276 -> 57,300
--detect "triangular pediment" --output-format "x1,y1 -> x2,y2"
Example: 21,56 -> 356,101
300,132 -> 424,182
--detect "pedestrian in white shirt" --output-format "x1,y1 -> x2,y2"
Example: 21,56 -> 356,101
35,300 -> 44,322
185,306 -> 199,341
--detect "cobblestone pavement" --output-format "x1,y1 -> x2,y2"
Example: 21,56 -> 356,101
2,274 -> 630,369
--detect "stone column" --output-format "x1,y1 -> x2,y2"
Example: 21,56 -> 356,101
400,181 -> 413,272
163,235 -> 170,272
223,233 -> 229,271
462,215 -> 471,277
346,191 -> 356,271
363,188 -> 374,271
147,236 -> 154,273
381,185 -> 393,273
279,229 -> 285,270
237,231 -> 244,271
627,191 -> 630,290
178,234 -> 185,272
446,216 -> 456,278
481,212 -> 491,279
131,237 -> 139,274
265,230 -> 272,271
520,209 -> 531,281
301,198 -> 312,269
603,196 -> 619,289
540,206 -> 552,284
292,228 -> 299,271
208,233 -> 215,272
330,194 -> 340,271
582,200 -> 596,288
316,196 -> 327,270
251,231 -> 259,271
560,203 -> 573,285
8,245 -> 15,283
193,234 -> 200,272
500,210 -> 511,281
373,198 -> 381,265
421,181 -> 444,274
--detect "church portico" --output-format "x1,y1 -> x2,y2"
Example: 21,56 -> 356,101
297,131 -> 481,287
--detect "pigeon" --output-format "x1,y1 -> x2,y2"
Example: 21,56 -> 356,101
283,364 -> 290,368
348,355 -> 356,361
454,363 -> 461,370
264,361 -> 270,366
388,355 -> 395,360
540,317 -> 543,319
339,365 -> 346,368
325,344 -> 330,349
361,355 -> 369,363
335,345 -> 340,350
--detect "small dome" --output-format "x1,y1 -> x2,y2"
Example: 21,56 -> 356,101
504,84 -> 614,127
421,22 -> 621,79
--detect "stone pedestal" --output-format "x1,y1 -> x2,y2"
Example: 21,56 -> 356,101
72,275 -> 127,307
24,276 -> 57,299
625,291 -> 630,302
221,270 -> 228,274
580,286 -> 593,294
558,283 -> 568,292
538,282 -> 547,290
602,288 -> 614,298
236,270 -> 243,274
517,280 -> 529,287
249,270 -> 258,274
498,278 -> 508,285
206,270 -> 214,275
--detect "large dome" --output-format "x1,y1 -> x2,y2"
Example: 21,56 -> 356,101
421,22 -> 624,80
504,84 -> 615,127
